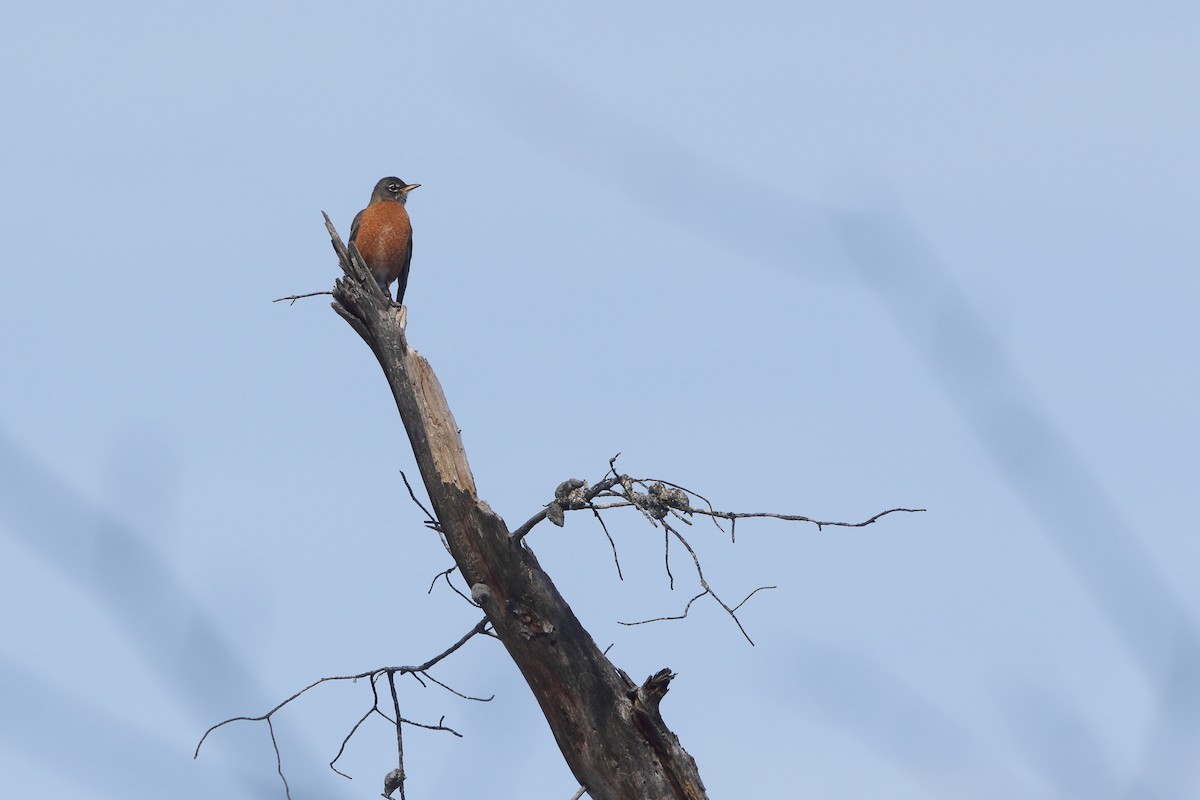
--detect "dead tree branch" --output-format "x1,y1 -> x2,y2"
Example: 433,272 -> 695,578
317,215 -> 709,799
516,456 -> 922,644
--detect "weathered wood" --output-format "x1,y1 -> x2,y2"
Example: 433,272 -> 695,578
325,214 -> 708,800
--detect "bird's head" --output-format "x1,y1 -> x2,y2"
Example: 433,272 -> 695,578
371,177 -> 421,204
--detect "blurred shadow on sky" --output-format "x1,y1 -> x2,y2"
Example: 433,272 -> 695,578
1001,679 -> 1121,799
791,639 -> 1032,799
0,430 -> 324,798
0,431 -> 258,711
831,208 -> 1200,800
450,43 -> 1200,798
0,656 -> 277,798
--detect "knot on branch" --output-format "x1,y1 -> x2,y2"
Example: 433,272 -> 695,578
383,768 -> 405,798
555,478 -> 589,505
546,478 -> 590,527
627,480 -> 692,521
470,583 -> 493,607
511,603 -> 556,641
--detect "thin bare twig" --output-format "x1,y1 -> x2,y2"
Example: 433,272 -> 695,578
408,716 -> 462,736
387,671 -> 406,800
420,671 -> 495,702
272,290 -> 334,304
620,583 -> 775,639
731,585 -> 777,612
266,717 -> 292,800
694,506 -> 925,530
376,710 -> 464,737
620,590 -> 709,627
426,564 -> 477,606
400,469 -> 442,532
588,503 -> 623,580
330,706 -> 374,778
427,566 -> 456,595
606,453 -> 622,479
663,526 -> 675,590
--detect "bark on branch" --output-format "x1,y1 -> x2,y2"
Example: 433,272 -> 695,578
325,214 -> 707,800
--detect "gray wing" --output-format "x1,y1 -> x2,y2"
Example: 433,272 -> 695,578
394,237 -> 413,306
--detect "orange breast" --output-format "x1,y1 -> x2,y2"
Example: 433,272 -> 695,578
354,202 -> 412,283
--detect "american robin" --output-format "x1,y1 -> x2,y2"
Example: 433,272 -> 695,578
348,177 -> 421,304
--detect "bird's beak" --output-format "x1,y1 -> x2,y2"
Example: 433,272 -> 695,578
403,183 -> 421,193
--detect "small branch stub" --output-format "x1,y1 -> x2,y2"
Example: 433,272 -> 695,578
635,668 -> 676,713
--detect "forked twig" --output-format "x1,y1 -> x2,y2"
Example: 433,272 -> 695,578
195,618 -> 491,798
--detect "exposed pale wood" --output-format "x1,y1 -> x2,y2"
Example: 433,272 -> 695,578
325,215 -> 708,800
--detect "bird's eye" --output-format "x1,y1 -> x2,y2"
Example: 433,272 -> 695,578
388,184 -> 401,192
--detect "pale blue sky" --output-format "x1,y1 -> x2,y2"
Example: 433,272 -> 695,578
2,2 -> 1198,798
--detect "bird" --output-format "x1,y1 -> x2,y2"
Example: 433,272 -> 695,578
348,176 -> 421,304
